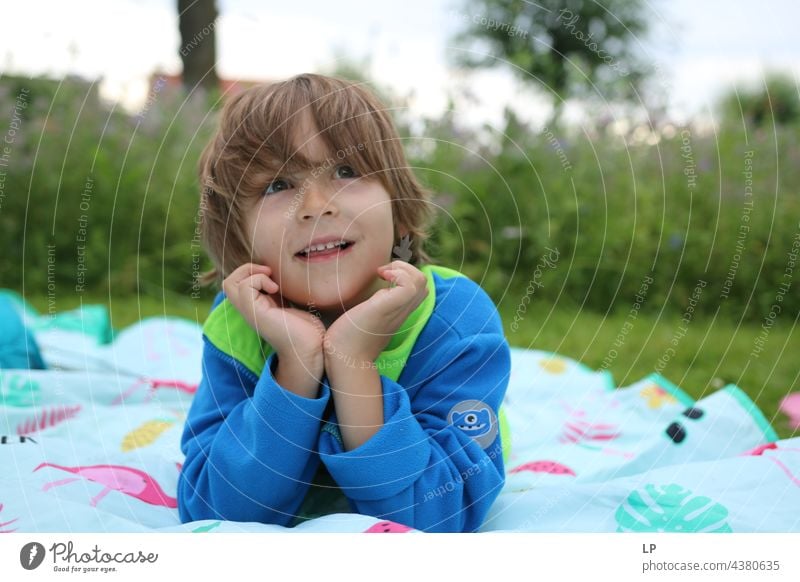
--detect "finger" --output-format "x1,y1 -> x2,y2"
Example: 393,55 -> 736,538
233,275 -> 278,325
389,261 -> 426,289
379,260 -> 420,277
225,267 -> 275,300
228,262 -> 273,286
242,273 -> 279,296
225,268 -> 256,296
380,268 -> 409,289
379,260 -> 406,271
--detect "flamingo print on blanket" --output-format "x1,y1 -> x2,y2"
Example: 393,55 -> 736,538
0,503 -> 19,533
34,462 -> 177,508
111,378 -> 198,406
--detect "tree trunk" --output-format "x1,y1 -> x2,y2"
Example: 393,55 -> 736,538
177,0 -> 218,92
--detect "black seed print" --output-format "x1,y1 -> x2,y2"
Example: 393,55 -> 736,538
682,407 -> 704,420
666,422 -> 686,443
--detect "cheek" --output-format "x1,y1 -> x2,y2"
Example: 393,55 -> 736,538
247,213 -> 285,262
356,193 -> 395,231
362,206 -> 395,245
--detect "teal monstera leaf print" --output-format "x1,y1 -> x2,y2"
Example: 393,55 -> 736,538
0,372 -> 41,408
615,483 -> 733,532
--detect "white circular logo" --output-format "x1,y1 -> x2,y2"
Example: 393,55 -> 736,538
447,399 -> 498,449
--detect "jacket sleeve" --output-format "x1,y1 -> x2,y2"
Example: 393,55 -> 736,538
177,298 -> 330,526
318,331 -> 511,532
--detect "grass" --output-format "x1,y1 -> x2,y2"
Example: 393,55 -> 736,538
21,290 -> 800,440
24,290 -> 213,330
497,298 -> 799,440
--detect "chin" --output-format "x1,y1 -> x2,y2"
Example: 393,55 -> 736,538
307,293 -> 358,313
289,272 -> 375,311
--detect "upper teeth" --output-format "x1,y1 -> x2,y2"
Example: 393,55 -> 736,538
301,240 -> 349,254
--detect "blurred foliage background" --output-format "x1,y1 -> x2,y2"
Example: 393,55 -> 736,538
1,71 -> 797,322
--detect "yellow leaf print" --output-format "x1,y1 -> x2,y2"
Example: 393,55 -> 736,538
539,357 -> 567,374
121,419 -> 175,452
640,383 -> 678,409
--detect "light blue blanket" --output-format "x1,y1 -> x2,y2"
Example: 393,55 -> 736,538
1,302 -> 798,533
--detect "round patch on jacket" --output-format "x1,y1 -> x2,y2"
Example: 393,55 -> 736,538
447,399 -> 497,449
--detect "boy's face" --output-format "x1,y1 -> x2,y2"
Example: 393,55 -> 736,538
244,111 -> 404,322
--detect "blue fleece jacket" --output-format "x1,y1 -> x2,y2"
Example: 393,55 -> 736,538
177,266 -> 511,532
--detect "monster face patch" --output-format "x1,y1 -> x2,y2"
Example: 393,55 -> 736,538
448,400 -> 498,449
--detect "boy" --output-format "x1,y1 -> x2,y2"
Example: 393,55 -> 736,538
178,73 -> 511,532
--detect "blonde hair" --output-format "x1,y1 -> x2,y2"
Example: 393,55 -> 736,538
196,73 -> 437,288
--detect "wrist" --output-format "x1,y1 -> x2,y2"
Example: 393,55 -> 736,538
323,335 -> 377,369
273,350 -> 324,398
324,348 -> 375,375
276,343 -> 323,367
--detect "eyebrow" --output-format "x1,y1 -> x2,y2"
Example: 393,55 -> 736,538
267,159 -> 348,179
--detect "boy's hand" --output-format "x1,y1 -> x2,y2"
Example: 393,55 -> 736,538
222,262 -> 325,368
324,261 -> 429,366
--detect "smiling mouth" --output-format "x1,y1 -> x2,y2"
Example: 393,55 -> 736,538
295,241 -> 356,262
458,423 -> 487,431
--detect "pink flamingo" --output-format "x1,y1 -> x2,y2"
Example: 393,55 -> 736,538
144,324 -> 192,361
741,442 -> 779,456
739,443 -> 800,488
112,378 -> 198,406
34,462 -> 177,508
0,503 -> 19,533
766,457 -> 800,488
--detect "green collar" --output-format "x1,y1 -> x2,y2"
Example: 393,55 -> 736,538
202,264 -> 463,383
201,263 -> 511,464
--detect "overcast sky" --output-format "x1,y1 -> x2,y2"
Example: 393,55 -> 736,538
2,0 -> 797,128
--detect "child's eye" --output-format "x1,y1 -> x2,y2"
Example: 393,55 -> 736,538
334,165 -> 359,179
263,178 -> 293,195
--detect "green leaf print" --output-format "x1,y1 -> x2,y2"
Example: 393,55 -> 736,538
0,372 -> 42,408
615,483 -> 733,533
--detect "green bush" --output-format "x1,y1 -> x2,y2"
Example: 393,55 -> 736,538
415,109 -> 800,322
1,75 -> 797,324
0,75 -> 219,304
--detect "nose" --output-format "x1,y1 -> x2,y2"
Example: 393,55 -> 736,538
297,179 -> 338,222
